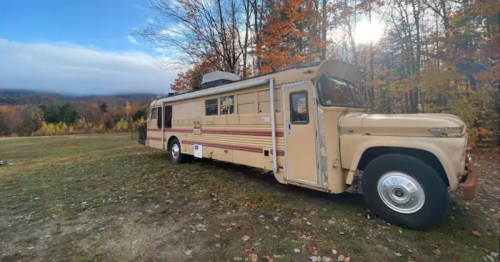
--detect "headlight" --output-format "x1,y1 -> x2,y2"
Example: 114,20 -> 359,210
466,148 -> 472,163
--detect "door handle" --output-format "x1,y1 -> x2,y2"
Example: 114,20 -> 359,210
287,123 -> 291,134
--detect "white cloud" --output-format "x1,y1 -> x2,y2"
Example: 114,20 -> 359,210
147,18 -> 155,24
128,35 -> 139,45
0,39 -> 178,95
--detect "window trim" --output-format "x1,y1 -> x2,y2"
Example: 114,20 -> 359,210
289,91 -> 310,125
315,76 -> 367,108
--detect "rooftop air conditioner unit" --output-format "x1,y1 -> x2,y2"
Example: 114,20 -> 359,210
201,71 -> 240,89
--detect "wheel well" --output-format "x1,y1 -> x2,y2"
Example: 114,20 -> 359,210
357,147 -> 449,186
166,136 -> 178,151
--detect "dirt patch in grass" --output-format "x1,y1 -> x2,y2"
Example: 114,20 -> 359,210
0,134 -> 498,262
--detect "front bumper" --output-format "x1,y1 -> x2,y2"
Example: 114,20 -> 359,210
461,149 -> 478,200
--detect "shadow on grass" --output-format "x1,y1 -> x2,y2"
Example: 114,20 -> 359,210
166,155 -> 368,212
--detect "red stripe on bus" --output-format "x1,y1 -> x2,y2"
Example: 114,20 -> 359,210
148,128 -> 192,133
147,128 -> 283,137
183,140 -> 263,153
147,138 -> 285,156
270,150 -> 285,156
203,129 -> 284,137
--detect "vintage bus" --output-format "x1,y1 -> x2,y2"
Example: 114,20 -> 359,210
138,60 -> 477,230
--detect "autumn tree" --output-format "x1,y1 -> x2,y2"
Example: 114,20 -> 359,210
170,60 -> 219,94
171,71 -> 194,94
86,103 -> 101,124
260,0 -> 307,73
125,101 -> 132,122
100,112 -> 114,130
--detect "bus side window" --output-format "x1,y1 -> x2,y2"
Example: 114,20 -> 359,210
150,108 -> 157,120
205,99 -> 218,115
164,106 -> 172,128
157,107 -> 162,128
290,91 -> 309,124
220,95 -> 234,115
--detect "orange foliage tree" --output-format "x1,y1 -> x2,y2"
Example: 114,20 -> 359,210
170,61 -> 218,94
260,0 -> 308,73
171,70 -> 194,94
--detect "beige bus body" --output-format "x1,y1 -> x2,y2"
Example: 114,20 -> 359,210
142,60 -> 477,229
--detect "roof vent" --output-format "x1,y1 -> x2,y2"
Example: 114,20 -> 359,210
201,71 -> 240,89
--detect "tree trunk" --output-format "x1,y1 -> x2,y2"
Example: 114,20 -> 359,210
368,3 -> 375,109
242,0 -> 251,78
321,0 -> 327,60
253,0 -> 261,71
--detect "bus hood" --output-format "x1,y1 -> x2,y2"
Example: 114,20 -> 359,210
339,113 -> 466,137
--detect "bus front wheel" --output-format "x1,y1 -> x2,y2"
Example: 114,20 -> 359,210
361,154 -> 449,230
169,138 -> 185,163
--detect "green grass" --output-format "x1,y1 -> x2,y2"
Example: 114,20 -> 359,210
0,134 -> 498,262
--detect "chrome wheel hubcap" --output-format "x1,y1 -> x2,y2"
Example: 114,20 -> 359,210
377,172 -> 425,214
171,144 -> 180,159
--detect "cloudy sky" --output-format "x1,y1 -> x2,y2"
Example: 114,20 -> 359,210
0,0 -> 177,95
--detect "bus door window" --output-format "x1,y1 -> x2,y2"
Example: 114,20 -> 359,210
290,91 -> 309,124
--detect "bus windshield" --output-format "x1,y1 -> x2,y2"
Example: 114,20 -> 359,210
316,76 -> 365,107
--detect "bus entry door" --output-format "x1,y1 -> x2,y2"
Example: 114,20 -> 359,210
283,81 -> 320,187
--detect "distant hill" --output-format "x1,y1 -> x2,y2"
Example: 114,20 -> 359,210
0,88 -> 158,107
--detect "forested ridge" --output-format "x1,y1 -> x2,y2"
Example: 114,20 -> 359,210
0,88 -> 155,107
0,88 -> 156,136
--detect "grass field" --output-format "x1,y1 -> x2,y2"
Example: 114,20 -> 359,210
0,134 -> 498,262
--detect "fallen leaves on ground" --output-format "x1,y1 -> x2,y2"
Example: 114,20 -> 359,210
472,230 -> 482,236
242,235 -> 250,242
309,256 -> 321,262
480,247 -> 491,253
307,246 -> 317,254
249,254 -> 258,261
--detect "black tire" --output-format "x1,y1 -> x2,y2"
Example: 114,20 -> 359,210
169,138 -> 185,163
361,154 -> 449,230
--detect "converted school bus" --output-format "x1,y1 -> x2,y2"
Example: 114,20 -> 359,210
139,60 -> 477,230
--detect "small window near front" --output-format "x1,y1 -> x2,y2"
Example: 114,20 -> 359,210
220,95 -> 234,115
151,108 -> 157,120
290,91 -> 309,124
205,98 -> 218,116
164,106 -> 172,128
157,107 -> 162,128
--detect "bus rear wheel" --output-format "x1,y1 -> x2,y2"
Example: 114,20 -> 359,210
361,154 -> 449,230
169,138 -> 185,163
